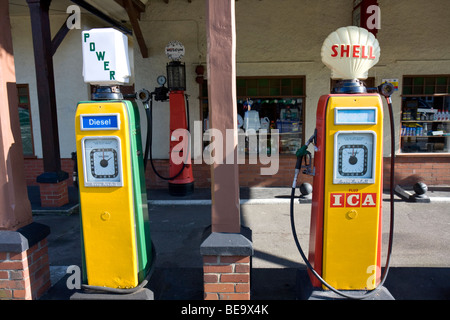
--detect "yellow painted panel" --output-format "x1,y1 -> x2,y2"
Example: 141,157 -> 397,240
75,101 -> 138,288
322,95 -> 383,290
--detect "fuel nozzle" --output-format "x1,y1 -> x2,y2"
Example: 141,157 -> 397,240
295,130 -> 316,169
295,145 -> 309,170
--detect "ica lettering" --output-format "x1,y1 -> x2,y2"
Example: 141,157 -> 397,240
330,192 -> 377,208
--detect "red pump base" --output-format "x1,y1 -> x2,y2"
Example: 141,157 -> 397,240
168,91 -> 194,196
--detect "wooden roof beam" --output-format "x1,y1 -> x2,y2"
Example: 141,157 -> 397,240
51,15 -> 72,56
71,0 -> 132,34
114,0 -> 145,19
123,0 -> 148,58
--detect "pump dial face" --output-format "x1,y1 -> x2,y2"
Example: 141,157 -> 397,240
333,131 -> 376,184
90,148 -> 118,178
338,144 -> 368,176
157,75 -> 166,86
82,137 -> 122,187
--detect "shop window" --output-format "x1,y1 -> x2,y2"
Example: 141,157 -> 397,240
200,76 -> 306,155
17,84 -> 35,157
401,75 -> 450,154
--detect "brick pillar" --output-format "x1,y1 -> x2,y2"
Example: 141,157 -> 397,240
39,180 -> 69,207
203,255 -> 251,300
0,223 -> 51,300
200,230 -> 253,300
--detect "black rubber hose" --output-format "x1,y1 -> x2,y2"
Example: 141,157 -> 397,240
144,94 -> 190,180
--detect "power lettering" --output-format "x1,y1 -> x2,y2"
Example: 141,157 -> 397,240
84,34 -> 115,80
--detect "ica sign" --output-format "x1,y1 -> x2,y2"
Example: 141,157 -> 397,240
329,192 -> 377,208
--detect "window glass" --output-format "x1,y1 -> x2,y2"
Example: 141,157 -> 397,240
201,76 -> 306,155
401,76 -> 450,154
16,84 -> 34,156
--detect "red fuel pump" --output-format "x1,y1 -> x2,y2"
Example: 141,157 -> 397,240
167,77 -> 194,196
289,27 -> 396,300
143,56 -> 194,196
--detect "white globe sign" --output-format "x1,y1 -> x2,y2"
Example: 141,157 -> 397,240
165,40 -> 185,61
321,26 -> 380,80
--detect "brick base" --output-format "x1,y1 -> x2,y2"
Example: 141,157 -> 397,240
39,180 -> 69,207
0,223 -> 51,300
203,255 -> 251,300
200,231 -> 253,300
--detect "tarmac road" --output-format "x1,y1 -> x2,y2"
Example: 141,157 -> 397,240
36,188 -> 450,300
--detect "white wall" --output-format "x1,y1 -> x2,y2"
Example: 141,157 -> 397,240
11,12 -> 109,158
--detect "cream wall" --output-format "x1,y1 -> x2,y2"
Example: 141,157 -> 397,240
11,12 -> 106,159
135,0 -> 449,159
11,0 -> 450,159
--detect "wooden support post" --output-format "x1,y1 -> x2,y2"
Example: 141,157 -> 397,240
27,0 -> 68,206
206,0 -> 240,233
201,0 -> 253,301
0,1 -> 51,300
26,0 -> 62,175
0,0 -> 33,231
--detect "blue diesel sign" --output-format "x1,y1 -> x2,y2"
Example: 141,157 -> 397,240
81,114 -> 119,130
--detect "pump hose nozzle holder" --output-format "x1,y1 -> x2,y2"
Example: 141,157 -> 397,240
137,89 -> 151,106
378,82 -> 395,98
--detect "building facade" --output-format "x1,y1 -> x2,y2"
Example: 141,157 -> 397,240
10,0 -> 450,190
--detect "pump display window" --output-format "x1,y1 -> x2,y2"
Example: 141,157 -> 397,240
400,76 -> 450,154
200,76 -> 305,155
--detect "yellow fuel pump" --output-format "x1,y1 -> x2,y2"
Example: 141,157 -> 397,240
74,28 -> 154,293
290,26 -> 395,299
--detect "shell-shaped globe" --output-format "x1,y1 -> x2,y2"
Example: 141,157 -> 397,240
321,26 -> 380,80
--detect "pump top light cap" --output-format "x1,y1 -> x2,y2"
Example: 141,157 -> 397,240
321,26 -> 380,80
82,28 -> 131,85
